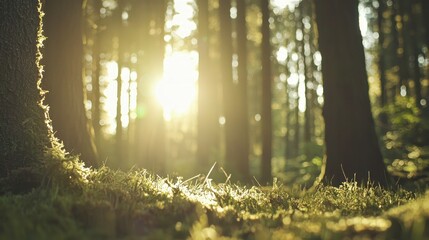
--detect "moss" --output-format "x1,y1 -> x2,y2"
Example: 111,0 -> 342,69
1,166 -> 427,239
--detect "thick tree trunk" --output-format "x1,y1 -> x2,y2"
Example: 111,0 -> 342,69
315,0 -> 388,186
261,0 -> 272,183
43,0 -> 98,167
0,0 -> 51,177
197,0 -> 220,170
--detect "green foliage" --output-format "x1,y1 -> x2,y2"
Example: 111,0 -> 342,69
377,97 -> 429,181
383,97 -> 429,148
1,164 -> 427,239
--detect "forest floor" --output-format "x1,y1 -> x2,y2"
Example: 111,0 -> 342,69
1,163 -> 429,240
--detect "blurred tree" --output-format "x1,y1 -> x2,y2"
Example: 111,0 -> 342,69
133,0 -> 166,174
423,0 -> 429,47
377,0 -> 388,128
298,1 -> 311,144
197,0 -> 220,170
261,0 -> 272,183
114,2 -> 125,161
219,0 -> 249,181
43,0 -> 99,167
90,0 -> 102,149
235,0 -> 250,180
405,0 -> 423,108
315,0 -> 388,186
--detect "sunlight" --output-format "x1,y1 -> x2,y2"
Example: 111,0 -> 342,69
155,51 -> 198,121
167,0 -> 196,39
271,0 -> 301,10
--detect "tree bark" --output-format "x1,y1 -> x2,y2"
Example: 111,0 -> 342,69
315,0 -> 388,186
0,0 -> 51,178
43,0 -> 98,167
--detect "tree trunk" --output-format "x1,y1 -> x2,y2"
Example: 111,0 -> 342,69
377,0 -> 388,128
92,19 -> 102,150
395,0 -> 411,95
299,1 -> 312,144
389,3 -> 400,101
0,0 -> 51,180
134,0 -> 166,174
219,0 -> 243,180
407,1 -> 423,108
43,0 -> 98,167
260,0 -> 272,183
315,0 -> 388,186
115,4 -> 124,161
197,0 -> 220,170
235,0 -> 250,181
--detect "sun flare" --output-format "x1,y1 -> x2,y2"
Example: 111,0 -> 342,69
155,51 -> 198,121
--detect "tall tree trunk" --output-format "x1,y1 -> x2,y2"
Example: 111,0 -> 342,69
407,1 -> 423,108
389,3 -> 400,101
315,0 -> 388,186
284,61 -> 292,165
422,0 -> 429,100
115,5 -> 124,161
92,20 -> 102,150
299,1 -> 312,144
134,0 -> 166,174
197,0 -> 219,170
377,0 -> 388,128
235,0 -> 250,181
260,0 -> 272,183
395,0 -> 410,95
43,0 -> 98,167
219,0 -> 242,180
0,0 -> 52,179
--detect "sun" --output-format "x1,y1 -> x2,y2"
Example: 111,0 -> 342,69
155,51 -> 198,121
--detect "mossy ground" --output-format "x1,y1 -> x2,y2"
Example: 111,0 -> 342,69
0,160 -> 428,240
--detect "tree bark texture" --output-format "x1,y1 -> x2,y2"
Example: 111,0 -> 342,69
0,0 -> 51,177
315,0 -> 388,186
43,0 -> 98,167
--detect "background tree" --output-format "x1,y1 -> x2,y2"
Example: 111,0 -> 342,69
218,0 -> 250,181
235,0 -> 250,181
315,0 -> 388,186
133,0 -> 167,174
261,0 -> 273,183
197,0 -> 219,170
43,0 -> 98,167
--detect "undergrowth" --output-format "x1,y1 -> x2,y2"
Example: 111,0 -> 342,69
0,159 -> 428,240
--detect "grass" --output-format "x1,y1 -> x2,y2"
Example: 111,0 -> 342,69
0,160 -> 428,240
